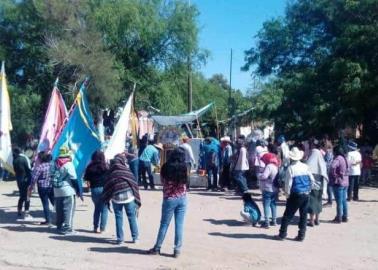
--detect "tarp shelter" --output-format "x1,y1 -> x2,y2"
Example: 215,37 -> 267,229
151,103 -> 214,126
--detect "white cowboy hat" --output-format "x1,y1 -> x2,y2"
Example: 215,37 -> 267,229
220,136 -> 231,143
289,147 -> 304,161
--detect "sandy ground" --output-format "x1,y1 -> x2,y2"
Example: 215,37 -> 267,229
1,180 -> 378,270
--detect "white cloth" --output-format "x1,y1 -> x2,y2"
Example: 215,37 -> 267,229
347,150 -> 362,176
281,142 -> 290,166
235,147 -> 249,171
180,143 -> 195,166
306,149 -> 328,182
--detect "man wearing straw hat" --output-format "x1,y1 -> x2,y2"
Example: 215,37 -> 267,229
277,147 -> 314,241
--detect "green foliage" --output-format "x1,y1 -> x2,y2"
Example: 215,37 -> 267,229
9,85 -> 42,146
1,0 -> 252,146
244,0 -> 378,139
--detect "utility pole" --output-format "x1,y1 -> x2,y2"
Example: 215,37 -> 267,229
187,0 -> 192,112
188,56 -> 192,112
228,48 -> 233,117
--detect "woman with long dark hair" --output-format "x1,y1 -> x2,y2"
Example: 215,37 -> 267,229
330,145 -> 349,223
84,150 -> 109,233
148,148 -> 188,258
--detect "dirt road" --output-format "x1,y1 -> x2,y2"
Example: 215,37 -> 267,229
1,181 -> 377,270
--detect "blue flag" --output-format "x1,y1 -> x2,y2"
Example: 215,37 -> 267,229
52,80 -> 101,181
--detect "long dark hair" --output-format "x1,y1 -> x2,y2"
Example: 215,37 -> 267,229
85,150 -> 107,175
160,148 -> 188,184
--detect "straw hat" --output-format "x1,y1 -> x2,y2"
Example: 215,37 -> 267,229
289,147 -> 304,161
154,143 -> 164,150
220,136 -> 231,143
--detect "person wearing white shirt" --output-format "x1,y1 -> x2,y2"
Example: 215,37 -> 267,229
232,136 -> 249,193
179,136 -> 195,189
346,141 -> 362,201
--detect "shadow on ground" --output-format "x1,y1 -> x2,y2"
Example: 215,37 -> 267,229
203,218 -> 247,227
50,234 -> 111,244
209,232 -> 277,240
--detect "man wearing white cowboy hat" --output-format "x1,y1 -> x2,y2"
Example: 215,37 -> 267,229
346,141 -> 362,201
277,147 -> 315,241
139,140 -> 162,190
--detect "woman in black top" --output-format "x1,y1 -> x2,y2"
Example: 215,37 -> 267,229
84,150 -> 109,233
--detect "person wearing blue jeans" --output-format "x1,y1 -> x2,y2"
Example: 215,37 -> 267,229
129,159 -> 139,183
154,197 -> 187,253
91,187 -> 108,232
262,191 -> 277,226
84,150 -> 109,233
38,187 -> 54,224
148,147 -> 188,258
333,186 -> 348,222
113,201 -> 139,243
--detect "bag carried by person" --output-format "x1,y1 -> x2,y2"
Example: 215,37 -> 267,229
240,194 -> 261,226
50,162 -> 70,188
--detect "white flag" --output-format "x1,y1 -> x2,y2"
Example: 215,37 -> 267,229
0,61 -> 14,174
104,92 -> 134,160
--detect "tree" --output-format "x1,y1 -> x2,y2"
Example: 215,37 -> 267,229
243,0 -> 378,139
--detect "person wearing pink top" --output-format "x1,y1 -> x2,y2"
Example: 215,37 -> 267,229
148,148 -> 188,258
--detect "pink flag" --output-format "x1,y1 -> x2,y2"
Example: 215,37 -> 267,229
37,86 -> 68,153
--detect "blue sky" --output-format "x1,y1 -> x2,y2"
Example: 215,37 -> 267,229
192,0 -> 287,93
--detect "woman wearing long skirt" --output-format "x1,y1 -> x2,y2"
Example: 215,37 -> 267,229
306,139 -> 328,226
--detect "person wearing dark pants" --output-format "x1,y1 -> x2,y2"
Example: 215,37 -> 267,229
140,160 -> 155,189
346,141 -> 361,201
13,147 -> 32,219
279,193 -> 309,239
347,175 -> 360,201
277,147 -> 314,241
17,180 -> 30,217
139,141 -> 162,190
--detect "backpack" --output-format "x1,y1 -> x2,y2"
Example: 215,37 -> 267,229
240,194 -> 261,226
206,150 -> 217,168
50,162 -> 70,189
272,171 -> 281,189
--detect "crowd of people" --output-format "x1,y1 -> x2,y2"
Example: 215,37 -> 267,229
7,132 -> 378,259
